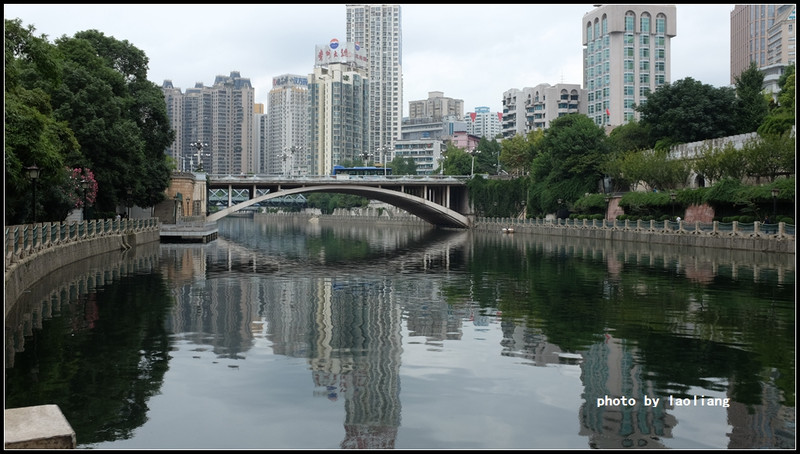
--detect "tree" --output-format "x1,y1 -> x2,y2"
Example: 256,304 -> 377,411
4,19 -> 80,224
606,119 -> 653,152
51,30 -> 174,214
499,130 -> 539,177
741,133 -> 795,183
474,136 -> 501,174
759,64 -> 795,137
528,114 -> 609,214
389,156 -> 417,175
734,61 -> 769,134
440,143 -> 472,175
637,77 -> 739,145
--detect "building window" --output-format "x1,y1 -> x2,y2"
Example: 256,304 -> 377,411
625,33 -> 634,45
624,85 -> 635,96
625,12 -> 635,32
656,15 -> 666,34
624,60 -> 634,71
640,13 -> 651,33
625,46 -> 635,58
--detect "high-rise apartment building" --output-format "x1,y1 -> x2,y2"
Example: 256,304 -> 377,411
464,106 -> 502,140
265,74 -> 309,176
582,5 -> 677,128
730,4 -> 795,84
346,4 -> 403,153
308,39 -> 370,175
408,91 -> 464,122
501,83 -> 587,138
161,80 -> 186,170
161,71 -> 255,174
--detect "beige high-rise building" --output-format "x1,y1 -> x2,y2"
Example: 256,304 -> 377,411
501,83 -> 587,138
346,4 -> 403,153
161,71 -> 255,174
266,75 -> 309,176
730,4 -> 795,85
308,40 -> 370,175
582,5 -> 677,128
408,91 -> 464,122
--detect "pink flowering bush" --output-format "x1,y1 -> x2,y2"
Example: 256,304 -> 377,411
64,167 -> 99,208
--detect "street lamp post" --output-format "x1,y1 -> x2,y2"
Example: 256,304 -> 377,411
26,165 -> 40,223
284,145 -> 304,176
771,188 -> 779,220
280,149 -> 291,177
604,196 -> 610,221
81,178 -> 90,221
360,151 -> 372,166
190,141 -> 208,172
126,187 -> 133,219
670,191 -> 676,219
376,145 -> 390,176
469,149 -> 481,177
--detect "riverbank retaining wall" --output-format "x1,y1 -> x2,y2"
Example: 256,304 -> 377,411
5,222 -> 160,314
472,219 -> 794,254
4,219 -> 160,449
258,212 -> 794,255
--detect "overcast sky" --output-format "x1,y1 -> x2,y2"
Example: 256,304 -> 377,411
6,4 -> 734,115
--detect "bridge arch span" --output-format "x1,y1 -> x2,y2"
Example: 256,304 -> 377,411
206,185 -> 471,228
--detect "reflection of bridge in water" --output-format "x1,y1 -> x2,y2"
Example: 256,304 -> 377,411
204,174 -> 473,228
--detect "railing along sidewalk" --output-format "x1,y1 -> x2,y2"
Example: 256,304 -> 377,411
5,218 -> 160,271
477,217 -> 794,239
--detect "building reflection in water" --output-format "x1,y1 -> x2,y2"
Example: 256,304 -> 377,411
12,216 -> 794,449
5,242 -> 161,369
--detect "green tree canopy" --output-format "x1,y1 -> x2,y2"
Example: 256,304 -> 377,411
758,64 -> 795,137
637,77 -> 739,146
734,61 -> 769,134
388,156 -> 418,175
6,20 -> 175,223
499,130 -> 540,177
440,143 -> 472,176
5,18 -> 78,224
528,114 -> 609,215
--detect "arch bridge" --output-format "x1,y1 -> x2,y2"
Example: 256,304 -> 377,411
203,174 -> 474,228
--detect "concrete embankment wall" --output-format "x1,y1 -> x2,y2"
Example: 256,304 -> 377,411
4,228 -> 159,450
4,229 -> 160,318
261,212 -> 794,254
472,222 -> 794,254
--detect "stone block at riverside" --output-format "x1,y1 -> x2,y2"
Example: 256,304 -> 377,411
4,405 -> 76,449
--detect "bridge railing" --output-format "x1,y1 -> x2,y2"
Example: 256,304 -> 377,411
478,217 -> 795,238
5,218 -> 160,271
207,174 -> 471,182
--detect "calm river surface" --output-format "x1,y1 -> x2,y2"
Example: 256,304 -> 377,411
4,216 -> 796,449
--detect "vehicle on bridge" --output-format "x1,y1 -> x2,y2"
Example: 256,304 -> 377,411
332,165 -> 391,176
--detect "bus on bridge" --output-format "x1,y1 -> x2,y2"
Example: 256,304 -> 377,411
332,165 -> 391,176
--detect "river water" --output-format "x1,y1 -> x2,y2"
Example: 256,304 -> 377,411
4,216 -> 796,449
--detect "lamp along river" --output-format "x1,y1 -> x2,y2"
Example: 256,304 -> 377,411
4,215 -> 795,449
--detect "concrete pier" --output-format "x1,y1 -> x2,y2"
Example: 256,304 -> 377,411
4,405 -> 76,449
